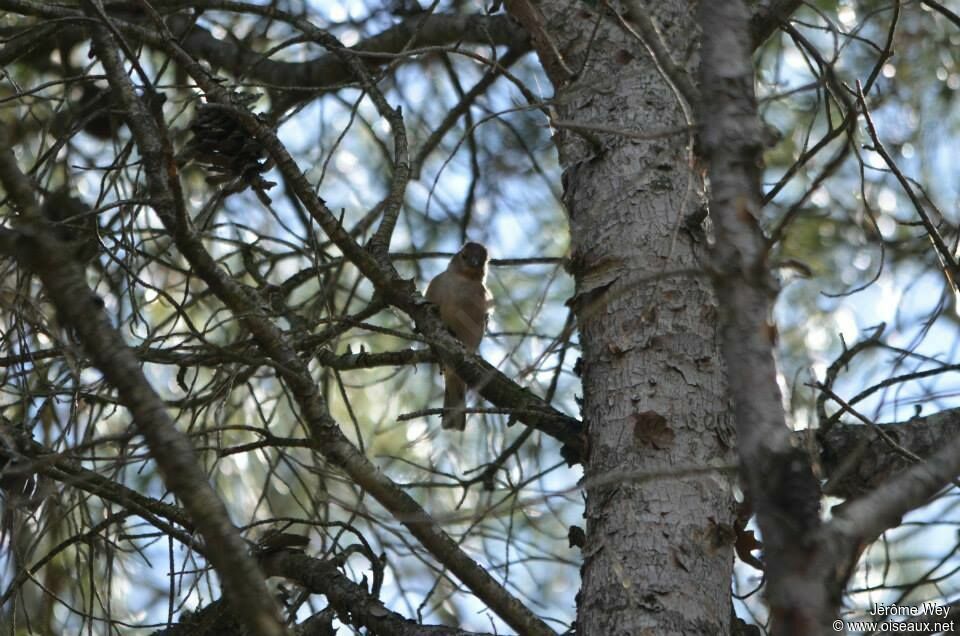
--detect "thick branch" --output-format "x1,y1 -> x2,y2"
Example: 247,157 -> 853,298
816,404 -> 960,583
169,8 -> 529,100
818,407 -> 960,500
698,1 -> 827,633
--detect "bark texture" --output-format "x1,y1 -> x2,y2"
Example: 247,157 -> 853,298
509,2 -> 737,633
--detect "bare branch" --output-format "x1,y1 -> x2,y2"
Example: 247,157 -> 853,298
0,115 -> 287,636
698,1 -> 827,632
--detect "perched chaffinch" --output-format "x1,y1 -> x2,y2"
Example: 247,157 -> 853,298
425,242 -> 491,430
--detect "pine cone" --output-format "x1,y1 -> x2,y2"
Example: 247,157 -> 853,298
183,92 -> 276,205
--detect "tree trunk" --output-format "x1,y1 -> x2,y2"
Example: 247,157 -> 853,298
508,1 -> 737,633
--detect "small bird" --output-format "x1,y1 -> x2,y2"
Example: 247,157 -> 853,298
425,242 -> 491,430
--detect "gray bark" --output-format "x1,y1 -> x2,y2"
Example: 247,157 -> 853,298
508,1 -> 737,633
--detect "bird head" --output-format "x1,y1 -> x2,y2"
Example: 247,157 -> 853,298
459,242 -> 488,270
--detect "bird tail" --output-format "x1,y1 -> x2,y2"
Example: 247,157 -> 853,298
442,366 -> 467,431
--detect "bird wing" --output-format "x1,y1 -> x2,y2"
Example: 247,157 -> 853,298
425,270 -> 448,305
